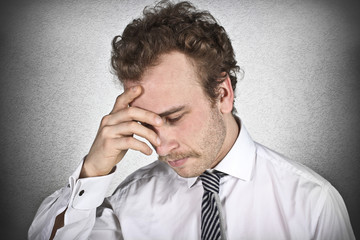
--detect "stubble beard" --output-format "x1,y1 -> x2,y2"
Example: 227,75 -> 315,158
159,106 -> 226,178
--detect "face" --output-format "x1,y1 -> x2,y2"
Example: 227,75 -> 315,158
126,51 -> 227,178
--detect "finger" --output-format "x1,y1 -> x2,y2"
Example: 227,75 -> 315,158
114,137 -> 153,155
110,85 -> 142,114
103,106 -> 163,128
102,121 -> 161,147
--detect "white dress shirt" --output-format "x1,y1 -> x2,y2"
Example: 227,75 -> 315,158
28,124 -> 355,240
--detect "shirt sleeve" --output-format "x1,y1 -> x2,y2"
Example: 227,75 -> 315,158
28,160 -> 120,240
313,183 -> 355,240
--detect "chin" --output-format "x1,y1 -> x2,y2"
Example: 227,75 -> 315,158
172,167 -> 203,178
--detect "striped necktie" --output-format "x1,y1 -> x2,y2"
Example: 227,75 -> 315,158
200,170 -> 225,240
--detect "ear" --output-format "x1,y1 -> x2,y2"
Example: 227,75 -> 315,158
217,73 -> 234,114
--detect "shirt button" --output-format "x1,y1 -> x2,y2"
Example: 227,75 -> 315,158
79,190 -> 85,196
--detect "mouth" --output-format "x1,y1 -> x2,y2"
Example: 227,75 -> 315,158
167,158 -> 188,168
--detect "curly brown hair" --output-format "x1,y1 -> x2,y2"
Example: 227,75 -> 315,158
111,1 -> 240,112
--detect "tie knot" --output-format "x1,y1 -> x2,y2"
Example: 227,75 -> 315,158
199,170 -> 224,193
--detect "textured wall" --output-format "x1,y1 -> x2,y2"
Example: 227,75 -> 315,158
1,0 -> 359,239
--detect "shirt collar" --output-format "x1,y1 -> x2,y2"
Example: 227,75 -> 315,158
186,118 -> 256,188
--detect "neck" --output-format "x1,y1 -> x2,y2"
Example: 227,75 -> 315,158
212,114 -> 240,168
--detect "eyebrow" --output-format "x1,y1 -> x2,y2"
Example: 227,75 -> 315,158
158,106 -> 186,118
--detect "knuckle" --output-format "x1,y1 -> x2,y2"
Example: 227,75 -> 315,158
127,121 -> 139,129
100,115 -> 110,126
123,137 -> 133,145
142,111 -> 153,121
125,121 -> 133,128
101,125 -> 111,136
145,111 -> 155,118
116,94 -> 123,103
126,107 -> 135,116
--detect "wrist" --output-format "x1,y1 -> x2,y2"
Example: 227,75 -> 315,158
80,157 -> 112,178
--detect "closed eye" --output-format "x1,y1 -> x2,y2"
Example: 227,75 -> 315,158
166,115 -> 183,124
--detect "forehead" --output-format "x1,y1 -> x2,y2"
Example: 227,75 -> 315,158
125,51 -> 205,114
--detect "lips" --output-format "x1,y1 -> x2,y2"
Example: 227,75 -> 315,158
168,158 -> 188,167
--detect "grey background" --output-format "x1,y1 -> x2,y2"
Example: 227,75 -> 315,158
1,0 -> 359,239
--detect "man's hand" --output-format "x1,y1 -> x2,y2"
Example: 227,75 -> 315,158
80,86 -> 162,178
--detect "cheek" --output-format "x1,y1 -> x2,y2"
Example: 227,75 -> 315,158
180,110 -> 208,139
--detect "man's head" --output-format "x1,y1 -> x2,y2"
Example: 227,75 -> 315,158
111,1 -> 240,177
111,0 -> 240,113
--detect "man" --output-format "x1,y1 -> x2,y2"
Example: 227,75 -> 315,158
28,1 -> 355,239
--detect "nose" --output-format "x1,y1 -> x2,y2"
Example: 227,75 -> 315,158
154,126 -> 179,157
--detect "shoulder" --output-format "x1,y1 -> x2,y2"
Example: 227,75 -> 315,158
253,142 -> 335,210
252,143 -> 353,237
255,142 -> 328,188
254,143 -> 343,217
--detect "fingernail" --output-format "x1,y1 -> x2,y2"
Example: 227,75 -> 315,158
132,86 -> 138,92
